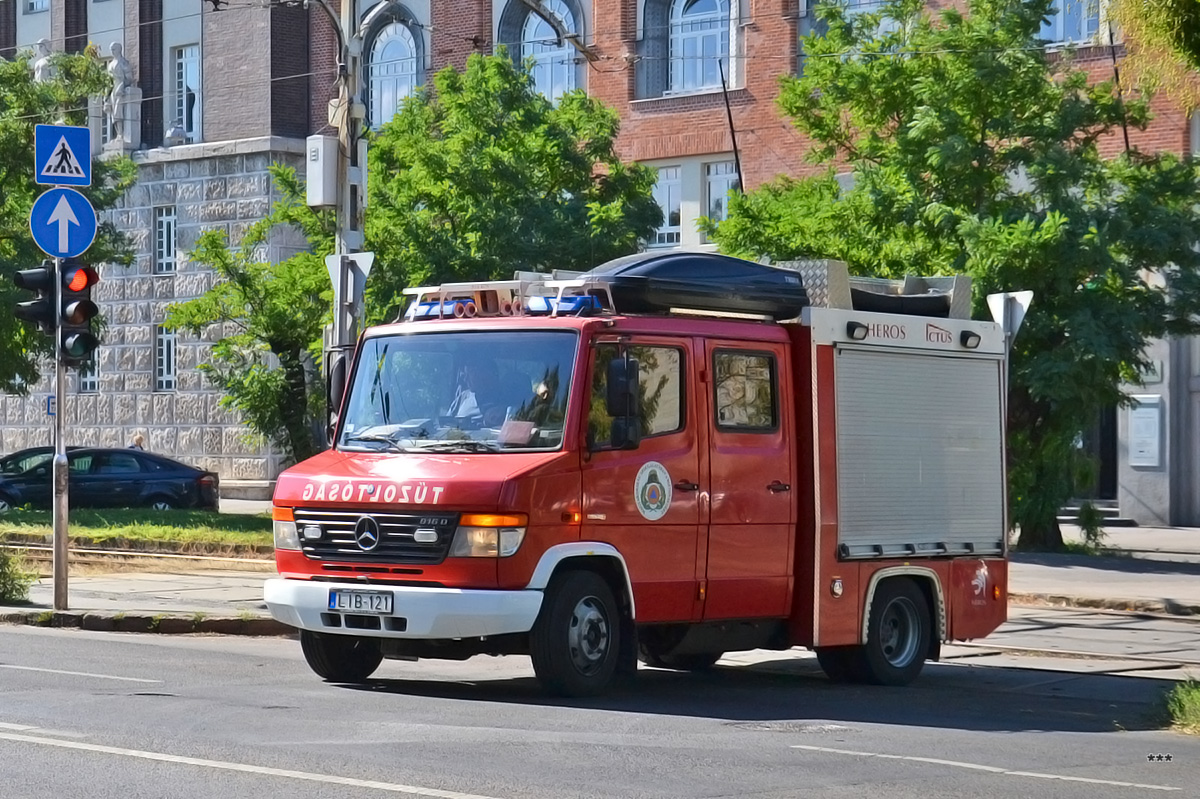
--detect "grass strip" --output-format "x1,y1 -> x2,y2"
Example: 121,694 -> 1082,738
0,508 -> 272,548
1166,680 -> 1200,734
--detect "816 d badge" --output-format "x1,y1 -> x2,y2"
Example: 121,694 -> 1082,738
634,461 -> 672,521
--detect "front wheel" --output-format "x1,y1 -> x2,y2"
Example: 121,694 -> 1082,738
299,630 -> 383,683
860,578 -> 931,686
0,494 -> 13,514
530,570 -> 621,697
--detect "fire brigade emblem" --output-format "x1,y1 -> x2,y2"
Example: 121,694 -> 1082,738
634,461 -> 672,521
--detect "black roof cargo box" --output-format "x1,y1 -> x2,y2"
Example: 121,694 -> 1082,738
586,252 -> 809,320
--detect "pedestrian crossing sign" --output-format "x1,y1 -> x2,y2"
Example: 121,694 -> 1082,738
35,124 -> 91,187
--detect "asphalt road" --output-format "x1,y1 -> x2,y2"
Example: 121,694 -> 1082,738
2,613 -> 1197,799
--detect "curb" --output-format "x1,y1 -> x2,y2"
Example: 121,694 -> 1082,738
0,609 -> 293,637
1011,592 -> 1200,618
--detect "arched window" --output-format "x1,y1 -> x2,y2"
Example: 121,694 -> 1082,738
670,0 -> 729,93
522,0 -> 577,101
368,21 -> 418,129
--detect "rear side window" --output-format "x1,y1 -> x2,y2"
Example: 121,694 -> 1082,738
589,344 -> 685,447
97,453 -> 142,474
713,350 -> 778,431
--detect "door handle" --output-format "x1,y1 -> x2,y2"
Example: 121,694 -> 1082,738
674,480 -> 700,492
767,481 -> 791,493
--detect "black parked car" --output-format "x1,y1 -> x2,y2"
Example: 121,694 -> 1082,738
0,448 -> 219,513
0,446 -> 79,478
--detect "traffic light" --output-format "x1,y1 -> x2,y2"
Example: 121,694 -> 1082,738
13,260 -> 57,335
58,259 -> 100,366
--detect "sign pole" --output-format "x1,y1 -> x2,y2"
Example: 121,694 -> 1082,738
52,256 -> 68,611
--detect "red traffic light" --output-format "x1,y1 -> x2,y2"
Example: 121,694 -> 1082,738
63,265 -> 99,293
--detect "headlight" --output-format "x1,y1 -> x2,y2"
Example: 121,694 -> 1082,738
272,507 -> 300,550
449,513 -> 527,558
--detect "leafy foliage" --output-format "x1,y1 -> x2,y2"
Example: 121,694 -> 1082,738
0,547 -> 35,603
164,169 -> 330,464
707,0 -> 1200,550
0,48 -> 136,392
366,52 -> 662,321
1110,0 -> 1200,112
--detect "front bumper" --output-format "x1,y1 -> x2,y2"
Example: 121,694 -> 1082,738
264,578 -> 543,640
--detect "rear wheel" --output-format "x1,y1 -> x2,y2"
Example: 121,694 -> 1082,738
860,578 -> 931,686
530,570 -> 621,697
815,646 -> 868,683
148,496 -> 174,511
299,631 -> 383,683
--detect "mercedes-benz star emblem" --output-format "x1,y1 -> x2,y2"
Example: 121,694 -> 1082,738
354,516 -> 381,551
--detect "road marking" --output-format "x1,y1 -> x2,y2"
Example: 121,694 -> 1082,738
0,664 -> 161,683
790,744 -> 1179,792
0,731 -> 505,799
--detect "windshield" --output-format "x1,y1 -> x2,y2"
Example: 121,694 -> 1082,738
338,330 -> 579,454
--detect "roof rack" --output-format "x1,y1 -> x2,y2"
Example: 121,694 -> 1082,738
402,277 -> 613,321
771,259 -> 972,319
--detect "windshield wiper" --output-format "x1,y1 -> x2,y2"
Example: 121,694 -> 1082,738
340,433 -> 407,452
407,440 -> 502,454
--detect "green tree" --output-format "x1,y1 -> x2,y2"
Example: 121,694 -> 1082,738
0,47 -> 136,392
366,52 -> 662,321
1110,0 -> 1200,111
708,0 -> 1200,550
164,168 -> 330,463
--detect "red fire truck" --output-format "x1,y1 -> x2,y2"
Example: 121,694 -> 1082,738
265,252 -> 1017,696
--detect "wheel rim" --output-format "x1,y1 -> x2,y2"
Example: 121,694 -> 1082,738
151,500 -> 171,511
0,499 -> 11,513
879,596 -> 921,668
567,594 -> 610,676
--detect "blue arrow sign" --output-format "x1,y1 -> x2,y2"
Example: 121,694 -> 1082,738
35,124 -> 91,187
30,188 -> 97,259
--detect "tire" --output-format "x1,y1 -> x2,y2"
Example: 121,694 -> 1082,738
148,496 -> 174,511
639,648 -> 723,672
814,645 -> 868,683
0,495 -> 13,514
530,570 -> 621,697
299,630 -> 383,683
860,578 -> 931,686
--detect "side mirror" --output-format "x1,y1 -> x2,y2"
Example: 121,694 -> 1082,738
328,352 -> 348,415
604,354 -> 642,450
605,355 -> 639,417
609,416 -> 642,451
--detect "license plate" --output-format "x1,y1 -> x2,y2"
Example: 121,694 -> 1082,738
328,589 -> 393,614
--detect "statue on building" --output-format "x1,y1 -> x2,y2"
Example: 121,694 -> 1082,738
102,42 -> 141,151
32,39 -> 55,83
105,43 -> 135,139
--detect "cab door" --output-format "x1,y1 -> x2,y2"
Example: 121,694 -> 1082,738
703,341 -> 795,619
580,337 -> 703,623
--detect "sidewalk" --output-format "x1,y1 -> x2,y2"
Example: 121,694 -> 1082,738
2,524 -> 1198,635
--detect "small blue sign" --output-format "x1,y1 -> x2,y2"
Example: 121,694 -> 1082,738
30,188 -> 97,259
35,124 -> 92,187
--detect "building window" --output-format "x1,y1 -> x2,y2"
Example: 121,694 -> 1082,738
705,161 -> 739,225
652,166 -> 681,247
26,0 -> 48,12
78,357 -> 98,394
521,0 -> 578,101
155,325 -> 176,392
1040,0 -> 1100,44
670,0 -> 730,93
154,206 -> 177,274
367,21 -> 419,128
172,44 -> 201,142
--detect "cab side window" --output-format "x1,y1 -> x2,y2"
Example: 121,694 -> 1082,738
713,351 -> 778,431
589,345 -> 684,448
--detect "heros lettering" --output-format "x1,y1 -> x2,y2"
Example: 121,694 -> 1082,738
866,322 -> 906,340
300,481 -> 446,504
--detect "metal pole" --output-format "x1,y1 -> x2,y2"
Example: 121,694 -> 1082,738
52,257 -> 68,611
333,0 -> 364,356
